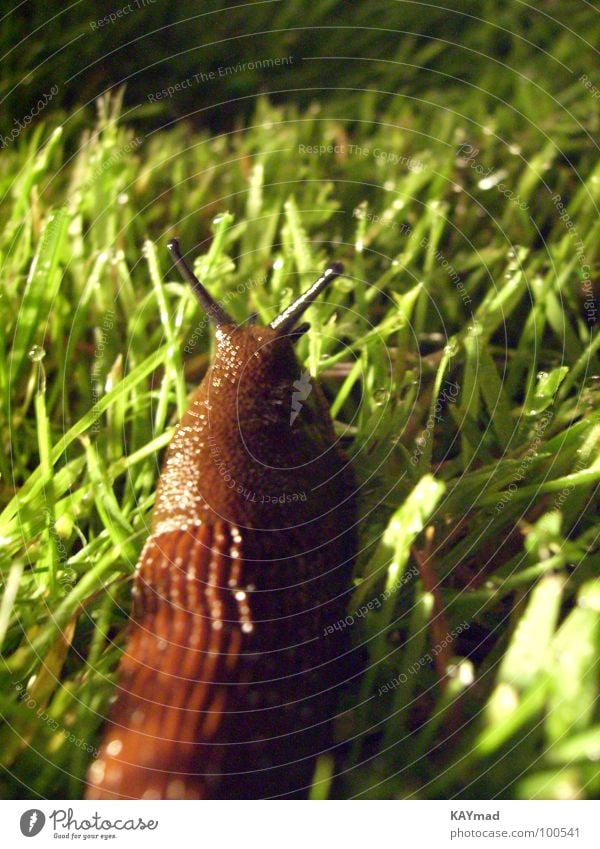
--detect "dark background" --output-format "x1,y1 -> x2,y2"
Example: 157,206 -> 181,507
3,0 -> 595,138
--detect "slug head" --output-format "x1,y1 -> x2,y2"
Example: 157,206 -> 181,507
152,241 -> 351,529
167,239 -> 345,469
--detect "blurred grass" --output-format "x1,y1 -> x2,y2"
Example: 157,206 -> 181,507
0,2 -> 599,801
3,0 -> 600,140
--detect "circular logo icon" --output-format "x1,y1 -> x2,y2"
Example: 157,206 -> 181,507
19,810 -> 46,837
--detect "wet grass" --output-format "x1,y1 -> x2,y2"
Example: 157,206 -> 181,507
0,21 -> 599,799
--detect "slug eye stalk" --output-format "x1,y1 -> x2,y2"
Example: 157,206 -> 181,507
167,238 -> 235,327
269,262 -> 344,335
168,238 -> 344,337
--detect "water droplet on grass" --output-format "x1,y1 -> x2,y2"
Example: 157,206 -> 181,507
374,389 -> 390,406
28,345 -> 45,362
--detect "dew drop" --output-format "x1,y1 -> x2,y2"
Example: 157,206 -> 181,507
88,760 -> 105,784
106,738 -> 123,757
478,170 -> 508,190
166,779 -> 186,799
141,788 -> 162,800
28,345 -> 45,362
373,388 -> 390,406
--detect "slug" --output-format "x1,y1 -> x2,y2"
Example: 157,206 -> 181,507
85,240 -> 357,800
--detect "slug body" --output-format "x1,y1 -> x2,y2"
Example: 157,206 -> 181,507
86,245 -> 356,799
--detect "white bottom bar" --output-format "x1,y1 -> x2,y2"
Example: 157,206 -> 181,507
1,800 -> 598,848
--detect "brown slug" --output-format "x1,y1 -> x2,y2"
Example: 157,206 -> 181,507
85,240 -> 357,800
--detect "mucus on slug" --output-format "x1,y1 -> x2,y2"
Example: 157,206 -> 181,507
85,240 -> 357,800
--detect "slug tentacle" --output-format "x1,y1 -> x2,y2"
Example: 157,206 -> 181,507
167,239 -> 235,326
270,262 -> 344,335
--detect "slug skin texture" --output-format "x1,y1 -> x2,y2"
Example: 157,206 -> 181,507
86,255 -> 357,800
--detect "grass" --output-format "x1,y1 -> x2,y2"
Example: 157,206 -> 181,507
1,10 -> 599,799
4,1 -> 600,138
